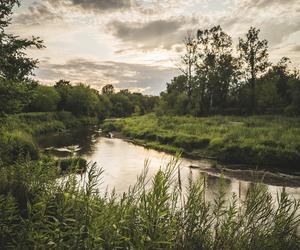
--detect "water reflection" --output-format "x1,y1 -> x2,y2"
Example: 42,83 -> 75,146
38,129 -> 300,201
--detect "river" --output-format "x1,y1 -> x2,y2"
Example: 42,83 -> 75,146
38,127 -> 300,201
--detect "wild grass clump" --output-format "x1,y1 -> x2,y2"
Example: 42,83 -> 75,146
56,157 -> 87,173
0,159 -> 299,249
0,130 -> 39,165
107,114 -> 300,169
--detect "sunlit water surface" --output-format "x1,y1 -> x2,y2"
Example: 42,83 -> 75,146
38,128 -> 300,202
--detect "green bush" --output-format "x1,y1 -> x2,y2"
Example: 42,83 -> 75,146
56,157 -> 87,173
0,131 -> 39,165
29,86 -> 61,112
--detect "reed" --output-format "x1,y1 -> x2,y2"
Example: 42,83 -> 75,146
0,158 -> 299,249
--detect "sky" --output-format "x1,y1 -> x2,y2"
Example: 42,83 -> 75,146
8,0 -> 300,94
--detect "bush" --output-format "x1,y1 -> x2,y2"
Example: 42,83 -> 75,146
0,131 -> 39,165
29,86 -> 61,112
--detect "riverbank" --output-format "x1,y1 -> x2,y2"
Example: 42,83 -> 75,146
103,114 -> 300,171
0,111 -> 100,166
1,114 -> 299,249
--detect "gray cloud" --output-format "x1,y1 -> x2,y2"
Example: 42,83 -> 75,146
240,0 -> 296,9
36,58 -> 178,94
291,45 -> 300,52
69,0 -> 131,11
14,2 -> 62,26
47,0 -> 132,12
107,18 -> 193,51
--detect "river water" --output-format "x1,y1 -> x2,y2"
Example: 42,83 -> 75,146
38,128 -> 300,202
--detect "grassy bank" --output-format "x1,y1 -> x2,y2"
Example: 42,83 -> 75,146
0,160 -> 299,249
104,114 -> 300,170
0,112 -> 99,166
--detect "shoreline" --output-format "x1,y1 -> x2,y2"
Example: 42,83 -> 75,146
111,132 -> 300,188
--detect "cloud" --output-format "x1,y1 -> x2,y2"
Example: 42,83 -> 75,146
107,17 -> 200,52
13,2 -> 62,26
35,58 -> 178,94
291,45 -> 300,52
68,0 -> 131,11
238,0 -> 297,9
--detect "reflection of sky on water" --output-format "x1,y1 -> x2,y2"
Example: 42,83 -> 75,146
83,137 -> 300,202
40,131 -> 300,201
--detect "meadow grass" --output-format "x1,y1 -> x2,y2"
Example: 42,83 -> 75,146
0,159 -> 299,249
104,114 -> 300,169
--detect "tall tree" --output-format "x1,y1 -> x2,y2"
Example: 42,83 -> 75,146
196,25 -> 237,113
0,0 -> 44,81
238,27 -> 269,112
179,33 -> 197,99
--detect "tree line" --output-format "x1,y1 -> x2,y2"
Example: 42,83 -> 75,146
158,26 -> 300,116
1,1 -> 299,119
0,1 -> 158,119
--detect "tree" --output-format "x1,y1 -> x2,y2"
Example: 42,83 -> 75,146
0,0 -> 44,81
0,78 -> 36,114
195,25 -> 238,114
274,57 -> 291,102
238,27 -> 270,113
54,80 -> 72,110
29,85 -> 61,112
66,84 -> 101,117
179,33 -> 197,99
102,84 -> 115,95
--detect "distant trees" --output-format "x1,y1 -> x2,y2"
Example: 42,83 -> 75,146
65,84 -> 101,117
101,84 -> 159,117
159,25 -> 300,116
29,86 -> 60,112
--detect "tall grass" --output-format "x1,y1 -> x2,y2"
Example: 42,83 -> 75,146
105,114 -> 300,169
0,159 -> 299,249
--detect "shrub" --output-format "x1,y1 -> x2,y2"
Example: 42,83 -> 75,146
29,86 -> 61,112
56,157 -> 87,173
0,131 -> 39,165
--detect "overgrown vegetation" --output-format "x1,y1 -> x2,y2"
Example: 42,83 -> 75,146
0,111 -> 99,166
106,114 -> 300,169
0,159 -> 299,249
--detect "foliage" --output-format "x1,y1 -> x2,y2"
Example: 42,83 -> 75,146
238,27 -> 270,112
0,130 -> 39,165
102,84 -> 159,117
29,85 -> 61,112
0,160 -> 299,249
0,78 -> 37,115
0,0 -> 44,81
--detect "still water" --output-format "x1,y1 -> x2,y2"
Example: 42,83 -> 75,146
38,128 -> 300,201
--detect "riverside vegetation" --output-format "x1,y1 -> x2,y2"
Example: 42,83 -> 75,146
104,114 -> 300,169
1,160 -> 300,249
1,1 -> 300,249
